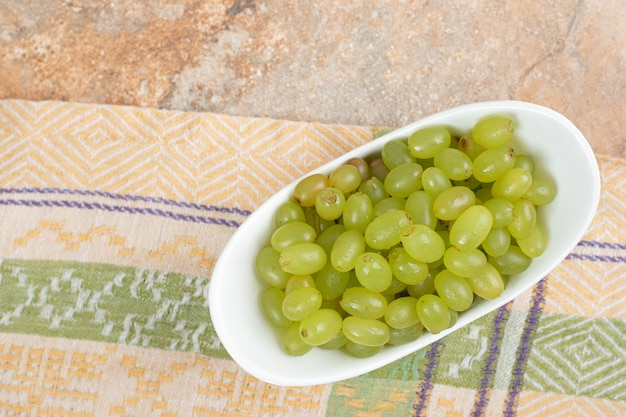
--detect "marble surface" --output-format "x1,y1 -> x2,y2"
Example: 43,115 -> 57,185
1,0 -> 624,157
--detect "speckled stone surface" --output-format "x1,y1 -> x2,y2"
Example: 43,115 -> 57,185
1,0 -> 624,156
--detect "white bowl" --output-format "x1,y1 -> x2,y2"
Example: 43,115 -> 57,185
208,101 -> 601,387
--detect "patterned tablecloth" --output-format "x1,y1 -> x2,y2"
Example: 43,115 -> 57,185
0,99 -> 624,416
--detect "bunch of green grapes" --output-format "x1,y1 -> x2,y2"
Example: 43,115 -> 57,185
255,115 -> 556,358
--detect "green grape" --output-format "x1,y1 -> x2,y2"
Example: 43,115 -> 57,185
274,201 -> 306,228
381,278 -> 407,296
415,294 -> 451,334
282,322 -> 313,356
315,187 -> 346,221
345,340 -> 384,357
471,115 -> 514,148
405,191 -> 437,229
481,227 -> 511,257
482,198 -> 515,228
433,186 -> 476,221
449,205 -> 493,251
270,221 -> 317,252
474,185 -> 492,203
303,206 -> 335,235
384,296 -> 420,329
434,269 -> 474,311
369,158 -> 390,181
472,146 -> 516,183
443,246 -> 487,278
406,271 -> 436,298
319,330 -> 348,350
508,199 -> 537,239
329,164 -> 362,194
457,134 -> 486,160
514,154 -> 535,174
293,173 -> 329,207
387,323 -> 424,345
342,316 -> 391,346
346,157 -> 372,182
453,175 -> 481,191
491,168 -> 533,201
373,197 -> 406,216
299,308 -> 343,346
358,177 -> 390,206
354,252 -> 393,293
448,309 -> 459,327
516,223 -> 547,258
284,274 -> 315,295
260,287 -> 293,328
281,286 -> 323,321
364,209 -> 412,250
330,229 -> 366,272
524,178 -> 557,206
433,148 -> 473,181
339,286 -> 388,319
488,245 -> 531,275
382,139 -> 415,170
279,242 -> 328,275
407,126 -> 452,159
343,192 -> 374,233
315,224 -> 346,255
384,162 -> 424,198
388,247 -> 429,285
315,263 -> 350,300
400,224 -> 446,264
255,246 -> 290,288
465,263 -> 504,299
421,166 -> 452,196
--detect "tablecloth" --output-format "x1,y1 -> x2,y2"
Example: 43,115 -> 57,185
0,99 -> 624,416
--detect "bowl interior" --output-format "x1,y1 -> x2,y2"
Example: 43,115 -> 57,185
208,101 -> 601,387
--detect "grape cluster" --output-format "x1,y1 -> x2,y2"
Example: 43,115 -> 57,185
255,115 -> 557,358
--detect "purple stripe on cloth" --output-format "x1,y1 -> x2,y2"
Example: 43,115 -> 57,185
0,199 -> 242,228
566,253 -> 626,263
413,340 -> 443,417
0,187 -> 252,216
503,277 -> 547,417
472,303 -> 509,417
577,240 -> 626,250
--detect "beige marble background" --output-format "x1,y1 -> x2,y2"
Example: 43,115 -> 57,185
1,0 -> 624,157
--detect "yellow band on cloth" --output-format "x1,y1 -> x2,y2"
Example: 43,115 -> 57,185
0,99 -> 624,416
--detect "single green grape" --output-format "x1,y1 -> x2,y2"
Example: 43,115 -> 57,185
514,154 -> 535,174
364,209 -> 412,250
457,134 -> 486,160
443,246 -> 487,278
472,146 -> 516,183
329,164 -> 362,194
381,277 -> 408,296
339,286 -> 388,319
382,139 -> 415,170
516,222 -> 547,258
433,148 -> 473,181
330,229 -> 366,272
384,296 -> 420,329
279,242 -> 327,275
434,269 -> 474,311
406,271 -> 436,299
384,162 -> 424,198
345,340 -> 384,357
260,287 -> 294,328
274,200 -> 306,228
343,192 -> 374,233
255,246 -> 291,288
373,197 -> 406,217
465,263 -> 504,299
319,329 -> 348,350
315,187 -> 346,221
449,205 -> 493,251
415,294 -> 451,334
405,191 -> 437,229
281,286 -> 323,321
387,323 -> 424,345
488,245 -> 531,275
524,178 -> 557,206
433,186 -> 476,221
282,322 -> 313,356
369,158 -> 390,181
491,168 -> 533,201
299,308 -> 343,346
482,197 -> 515,228
315,224 -> 346,255
346,157 -> 372,182
421,166 -> 452,196
354,252 -> 393,293
508,198 -> 537,239
400,224 -> 446,264
342,316 -> 391,346
407,126 -> 452,159
270,221 -> 317,252
471,115 -> 514,148
315,263 -> 350,300
284,274 -> 315,295
481,227 -> 511,257
388,247 -> 429,285
293,173 -> 329,207
358,177 -> 390,206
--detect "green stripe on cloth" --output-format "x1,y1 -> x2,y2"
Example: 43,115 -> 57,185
0,258 -> 229,359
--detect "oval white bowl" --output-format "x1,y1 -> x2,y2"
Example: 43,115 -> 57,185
208,101 -> 601,387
